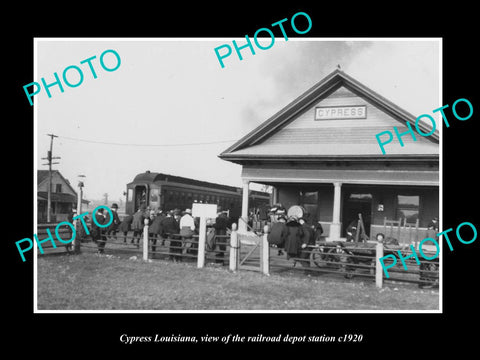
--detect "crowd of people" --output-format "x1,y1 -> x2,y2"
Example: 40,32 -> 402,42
91,203 -> 231,264
266,204 -> 324,267
74,201 -> 332,268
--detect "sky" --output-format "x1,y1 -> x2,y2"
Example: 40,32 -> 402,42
35,38 -> 440,202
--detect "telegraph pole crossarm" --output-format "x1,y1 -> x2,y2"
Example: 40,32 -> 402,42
44,134 -> 59,223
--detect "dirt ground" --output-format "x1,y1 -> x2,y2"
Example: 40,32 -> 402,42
36,252 -> 439,311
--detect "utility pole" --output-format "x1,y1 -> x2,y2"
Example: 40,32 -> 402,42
41,134 -> 60,223
74,175 -> 86,254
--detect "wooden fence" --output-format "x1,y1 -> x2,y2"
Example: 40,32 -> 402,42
38,221 -> 439,289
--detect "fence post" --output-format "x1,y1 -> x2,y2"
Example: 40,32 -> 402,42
197,217 -> 207,268
229,223 -> 238,272
73,219 -> 81,254
375,237 -> 384,288
262,225 -> 270,276
143,219 -> 149,261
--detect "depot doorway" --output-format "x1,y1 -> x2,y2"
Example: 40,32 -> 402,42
342,192 -> 372,238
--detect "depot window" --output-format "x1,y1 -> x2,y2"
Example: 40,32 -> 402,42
396,195 -> 420,223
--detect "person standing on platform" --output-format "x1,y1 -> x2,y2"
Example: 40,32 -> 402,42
213,211 -> 230,265
284,216 -> 305,261
118,213 -> 133,243
314,221 -> 324,242
345,219 -> 358,242
148,209 -> 164,254
180,209 -> 196,256
132,205 -> 146,248
298,217 -> 315,267
267,214 -> 288,256
162,210 -> 181,262
145,210 -> 155,249
93,207 -> 107,254
106,203 -> 121,241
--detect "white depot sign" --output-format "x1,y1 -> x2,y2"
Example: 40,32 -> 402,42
315,105 -> 366,120
192,203 -> 218,218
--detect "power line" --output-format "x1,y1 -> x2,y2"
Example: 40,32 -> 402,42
56,135 -> 237,147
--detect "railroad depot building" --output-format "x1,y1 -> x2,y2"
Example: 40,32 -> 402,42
219,69 -> 439,243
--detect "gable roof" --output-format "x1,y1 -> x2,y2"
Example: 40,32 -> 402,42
37,170 -> 77,195
219,69 -> 439,162
37,170 -> 50,185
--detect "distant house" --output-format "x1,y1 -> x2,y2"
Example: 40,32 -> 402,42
37,170 -> 88,223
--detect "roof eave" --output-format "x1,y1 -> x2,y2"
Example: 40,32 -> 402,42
218,153 -> 439,163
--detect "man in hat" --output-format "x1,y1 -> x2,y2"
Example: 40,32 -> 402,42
161,209 -> 181,261
64,208 -> 76,252
314,221 -> 324,242
213,210 -> 231,265
268,206 -> 278,223
131,206 -> 145,247
345,219 -> 358,242
180,209 -> 196,255
298,218 -> 315,267
148,209 -> 164,253
180,209 -> 195,232
118,212 -> 133,243
93,207 -> 107,254
106,203 -> 121,241
268,214 -> 288,256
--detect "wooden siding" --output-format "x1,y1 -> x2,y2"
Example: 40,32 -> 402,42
220,68 -> 439,161
224,85 -> 438,158
268,86 -> 433,146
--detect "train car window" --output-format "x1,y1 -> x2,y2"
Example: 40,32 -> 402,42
127,188 -> 133,202
150,188 -> 160,203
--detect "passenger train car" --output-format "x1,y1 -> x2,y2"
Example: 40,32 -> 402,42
125,171 -> 270,219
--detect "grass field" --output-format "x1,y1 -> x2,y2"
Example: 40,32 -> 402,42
36,253 -> 439,311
